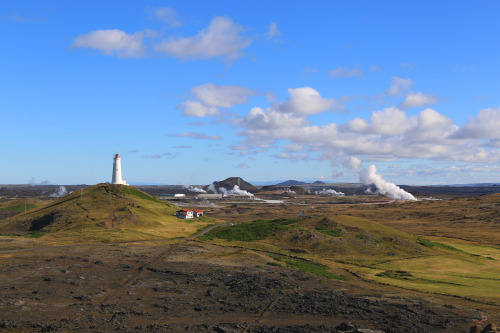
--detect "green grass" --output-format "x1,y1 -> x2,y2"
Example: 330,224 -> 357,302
315,225 -> 342,237
266,262 -> 282,267
27,231 -> 45,238
123,187 -> 157,202
417,237 -> 462,252
1,204 -> 36,212
200,218 -> 299,242
277,257 -> 347,280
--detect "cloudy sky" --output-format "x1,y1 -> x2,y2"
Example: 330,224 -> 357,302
2,1 -> 500,185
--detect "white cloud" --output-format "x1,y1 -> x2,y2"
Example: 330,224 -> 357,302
178,83 -> 257,117
274,152 -> 308,161
154,17 -> 251,61
72,29 -> 145,58
277,87 -> 341,115
345,107 -> 414,135
242,107 -> 308,130
406,108 -> 456,142
386,77 -> 413,96
236,163 -> 249,169
167,132 -> 222,140
232,87 -> 500,164
191,83 -> 256,107
266,22 -> 281,40
153,7 -> 181,27
329,66 -> 364,78
179,100 -> 220,117
400,92 -> 439,109
283,143 -> 304,152
453,107 -> 500,140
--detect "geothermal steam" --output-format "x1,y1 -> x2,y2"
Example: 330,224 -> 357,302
343,157 -> 416,201
184,185 -> 207,193
50,186 -> 68,198
208,184 -> 254,196
219,185 -> 254,196
315,188 -> 345,197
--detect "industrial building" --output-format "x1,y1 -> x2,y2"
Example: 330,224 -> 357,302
196,194 -> 223,200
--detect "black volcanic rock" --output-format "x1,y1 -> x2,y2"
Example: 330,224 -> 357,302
289,186 -> 308,195
210,177 -> 259,193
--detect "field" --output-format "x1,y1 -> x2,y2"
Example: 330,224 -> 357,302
0,184 -> 499,332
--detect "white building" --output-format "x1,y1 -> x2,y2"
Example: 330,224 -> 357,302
112,154 -> 128,185
176,209 -> 194,219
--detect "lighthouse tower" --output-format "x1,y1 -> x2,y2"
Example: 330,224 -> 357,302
111,154 -> 127,185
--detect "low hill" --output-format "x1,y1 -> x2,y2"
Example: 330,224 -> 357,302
209,177 -> 259,193
202,215 -> 433,262
199,215 -> 500,302
276,180 -> 308,186
0,183 -> 213,242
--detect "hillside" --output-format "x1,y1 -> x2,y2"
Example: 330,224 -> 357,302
200,214 -> 500,304
201,215 -> 433,262
276,180 -> 308,186
209,177 -> 259,193
0,183 -> 213,242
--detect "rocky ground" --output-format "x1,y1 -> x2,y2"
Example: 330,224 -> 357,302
0,239 -> 485,332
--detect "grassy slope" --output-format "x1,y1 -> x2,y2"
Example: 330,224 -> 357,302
0,184 -> 214,242
0,198 -> 40,212
200,214 -> 500,303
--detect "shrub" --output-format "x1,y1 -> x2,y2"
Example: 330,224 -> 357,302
283,258 -> 347,280
417,237 -> 461,252
315,225 -> 342,237
201,218 -> 299,242
375,270 -> 413,279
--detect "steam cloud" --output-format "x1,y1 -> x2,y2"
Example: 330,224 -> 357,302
343,157 -> 417,201
207,184 -> 253,196
219,185 -> 254,197
315,188 -> 345,197
50,186 -> 68,198
207,183 -> 218,194
184,185 -> 207,193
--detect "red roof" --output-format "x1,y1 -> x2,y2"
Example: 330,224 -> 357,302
178,209 -> 192,212
193,209 -> 203,213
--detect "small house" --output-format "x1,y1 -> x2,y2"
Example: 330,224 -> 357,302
176,209 -> 193,219
193,209 -> 204,217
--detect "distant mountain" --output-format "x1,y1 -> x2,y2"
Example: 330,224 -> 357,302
210,177 -> 260,193
276,180 -> 308,186
312,180 -> 326,185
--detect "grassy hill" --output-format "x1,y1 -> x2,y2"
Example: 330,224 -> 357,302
0,183 -> 214,243
200,215 -> 500,303
201,215 -> 433,262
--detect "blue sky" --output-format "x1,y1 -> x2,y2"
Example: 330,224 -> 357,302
2,1 -> 500,185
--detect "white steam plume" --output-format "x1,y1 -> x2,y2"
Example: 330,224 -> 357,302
50,186 -> 68,198
343,157 -> 417,201
315,188 -> 345,197
184,185 -> 207,193
219,185 -> 254,196
207,184 -> 218,194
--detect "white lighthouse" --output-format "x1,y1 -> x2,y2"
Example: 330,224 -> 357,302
111,154 -> 127,185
